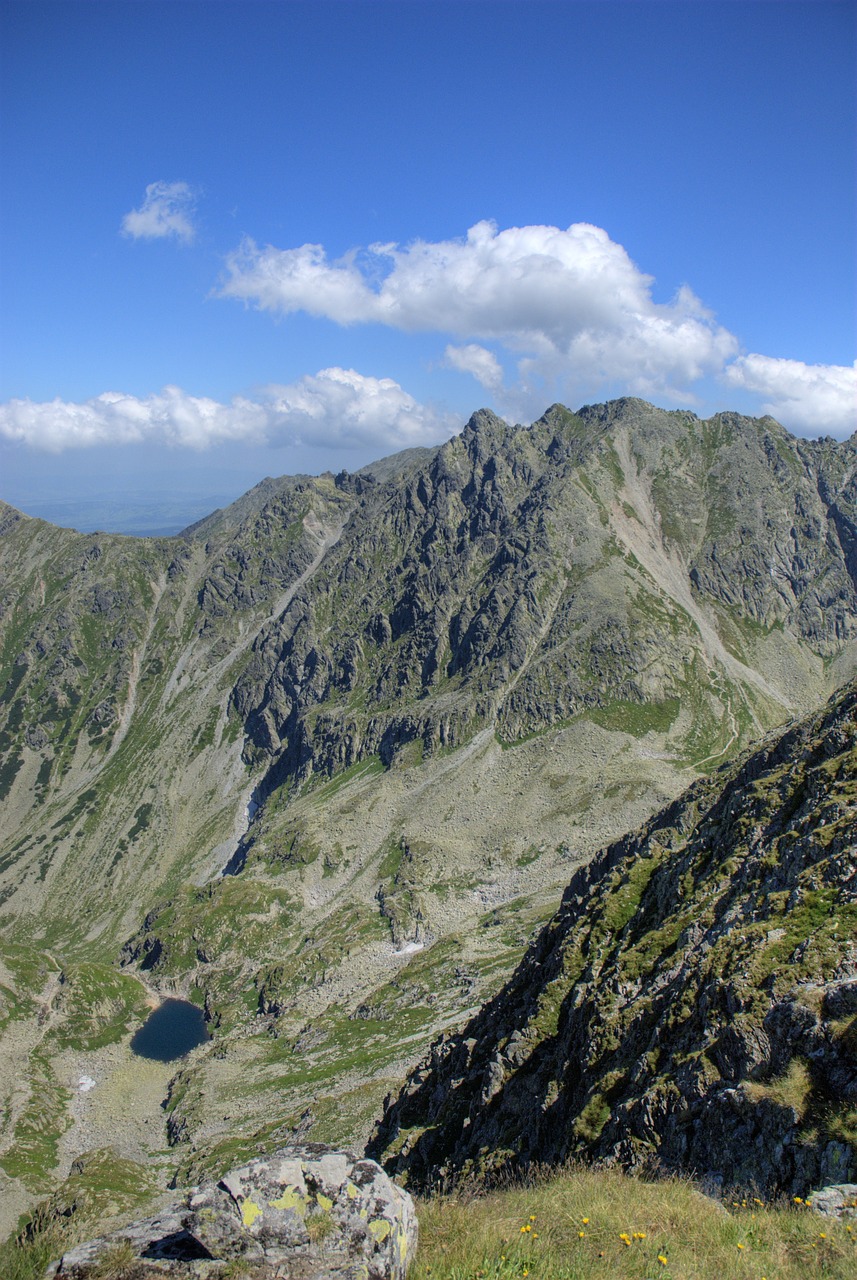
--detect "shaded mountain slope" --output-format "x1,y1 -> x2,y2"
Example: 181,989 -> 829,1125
371,678 -> 857,1197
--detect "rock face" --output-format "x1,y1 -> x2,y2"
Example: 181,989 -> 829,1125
48,1146 -> 417,1279
371,679 -> 857,1197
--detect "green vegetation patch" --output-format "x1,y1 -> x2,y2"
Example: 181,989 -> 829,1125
0,1149 -> 159,1279
589,697 -> 681,738
46,963 -> 150,1051
0,1050 -> 70,1191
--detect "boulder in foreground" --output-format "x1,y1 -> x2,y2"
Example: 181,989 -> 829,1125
47,1145 -> 417,1279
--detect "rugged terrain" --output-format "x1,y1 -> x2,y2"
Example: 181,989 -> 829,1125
371,678 -> 857,1196
1,398 -> 856,1234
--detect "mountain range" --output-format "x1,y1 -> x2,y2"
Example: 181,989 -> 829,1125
1,397 -> 855,1234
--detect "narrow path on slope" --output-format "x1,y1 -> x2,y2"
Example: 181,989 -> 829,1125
694,693 -> 741,769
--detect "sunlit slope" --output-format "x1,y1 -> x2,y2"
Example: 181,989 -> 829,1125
0,476 -> 351,943
235,401 -> 857,792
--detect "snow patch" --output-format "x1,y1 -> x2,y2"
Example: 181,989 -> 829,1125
392,941 -> 424,957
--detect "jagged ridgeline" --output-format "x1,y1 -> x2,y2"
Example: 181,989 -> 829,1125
0,399 -> 855,1218
371,678 -> 857,1196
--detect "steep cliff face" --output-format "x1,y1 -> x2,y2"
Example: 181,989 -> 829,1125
371,679 -> 857,1196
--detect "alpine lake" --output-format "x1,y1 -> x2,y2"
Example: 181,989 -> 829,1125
130,998 -> 209,1062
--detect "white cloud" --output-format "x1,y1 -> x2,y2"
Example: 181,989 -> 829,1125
219,221 -> 738,400
264,368 -> 457,450
443,343 -> 504,391
0,371 -> 456,454
725,354 -> 857,437
121,181 -> 196,243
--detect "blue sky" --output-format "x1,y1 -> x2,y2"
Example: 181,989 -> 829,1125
1,0 -> 855,533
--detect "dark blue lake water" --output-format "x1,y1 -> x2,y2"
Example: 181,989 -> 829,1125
130,998 -> 209,1062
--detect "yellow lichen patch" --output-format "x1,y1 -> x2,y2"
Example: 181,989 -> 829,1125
346,1180 -> 359,1200
241,1198 -> 263,1227
316,1192 -> 334,1212
269,1188 -> 306,1214
369,1217 -> 391,1242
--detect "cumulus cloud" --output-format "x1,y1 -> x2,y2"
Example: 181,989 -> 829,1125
0,387 -> 265,451
443,343 -> 504,391
121,181 -> 197,242
219,220 -> 738,399
264,367 -> 457,450
0,370 -> 456,454
724,354 -> 857,437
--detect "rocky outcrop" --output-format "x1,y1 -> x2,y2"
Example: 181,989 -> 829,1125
807,1183 -> 857,1220
371,679 -> 857,1197
48,1146 -> 416,1279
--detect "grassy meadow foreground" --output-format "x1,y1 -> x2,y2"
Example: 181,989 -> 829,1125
411,1167 -> 857,1280
3,1165 -> 855,1279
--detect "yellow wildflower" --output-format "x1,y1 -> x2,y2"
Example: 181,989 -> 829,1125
658,1255 -> 668,1266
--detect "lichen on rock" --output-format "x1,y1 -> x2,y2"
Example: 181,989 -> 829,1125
47,1145 -> 416,1279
